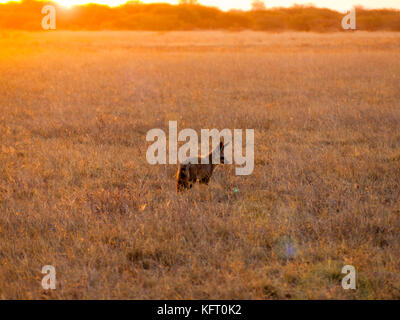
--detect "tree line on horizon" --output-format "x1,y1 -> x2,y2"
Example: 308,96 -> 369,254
0,0 -> 399,31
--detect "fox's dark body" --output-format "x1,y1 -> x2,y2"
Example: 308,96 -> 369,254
176,142 -> 226,192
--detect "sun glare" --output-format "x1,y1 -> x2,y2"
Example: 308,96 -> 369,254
54,0 -> 135,8
0,0 -> 399,12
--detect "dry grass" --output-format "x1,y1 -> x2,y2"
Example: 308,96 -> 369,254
0,31 -> 400,299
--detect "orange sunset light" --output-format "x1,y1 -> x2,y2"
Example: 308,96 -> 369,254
1,0 -> 400,12
51,0 -> 165,7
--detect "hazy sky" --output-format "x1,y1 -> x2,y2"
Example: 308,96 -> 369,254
1,0 -> 400,12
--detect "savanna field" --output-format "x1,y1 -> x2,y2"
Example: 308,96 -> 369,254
0,31 -> 399,299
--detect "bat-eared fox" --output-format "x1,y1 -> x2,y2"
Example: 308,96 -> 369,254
176,141 -> 227,192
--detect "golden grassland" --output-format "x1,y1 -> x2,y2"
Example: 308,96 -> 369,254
0,31 -> 399,299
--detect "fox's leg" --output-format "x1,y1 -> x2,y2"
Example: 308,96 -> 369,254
177,182 -> 185,193
199,176 -> 211,185
177,181 -> 193,192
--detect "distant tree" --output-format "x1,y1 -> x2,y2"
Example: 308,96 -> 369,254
251,0 -> 266,11
178,0 -> 199,5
